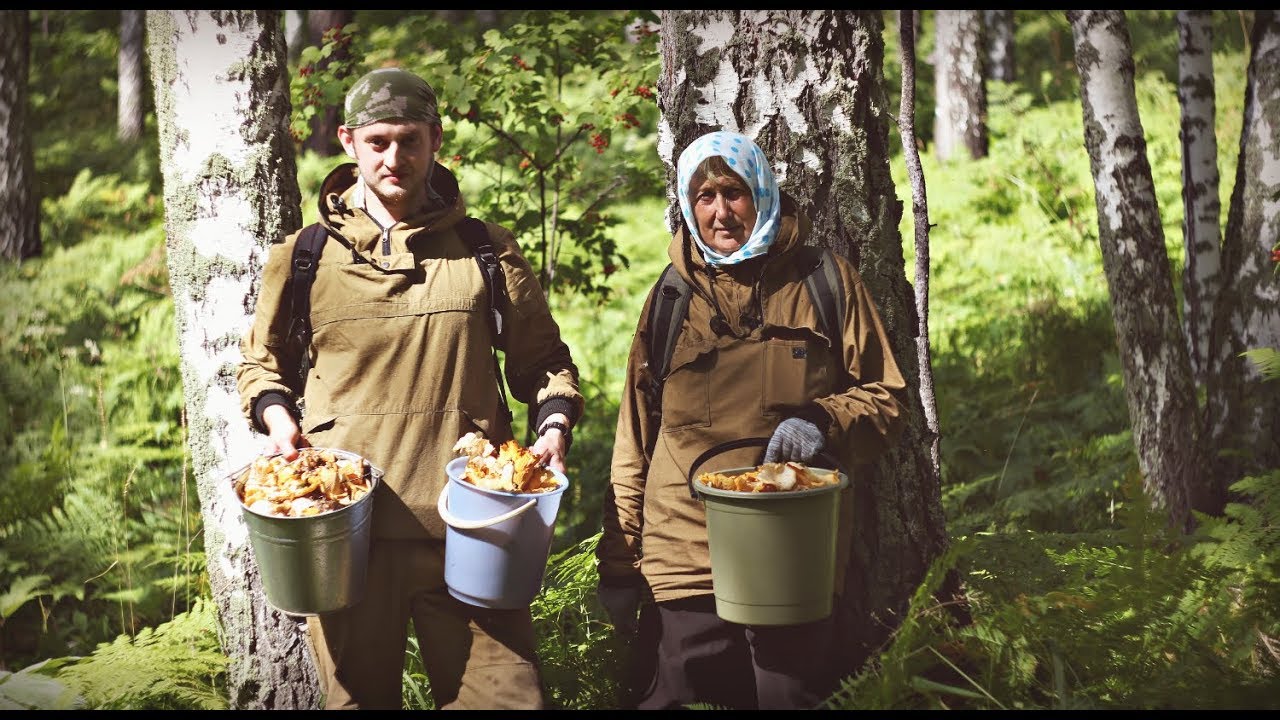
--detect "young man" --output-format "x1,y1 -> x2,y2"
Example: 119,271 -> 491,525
237,67 -> 583,709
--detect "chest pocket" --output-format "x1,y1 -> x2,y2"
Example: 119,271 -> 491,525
309,254 -> 485,327
762,336 -> 834,415
659,339 -> 714,432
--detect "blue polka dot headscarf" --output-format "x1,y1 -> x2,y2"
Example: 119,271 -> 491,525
676,131 -> 781,266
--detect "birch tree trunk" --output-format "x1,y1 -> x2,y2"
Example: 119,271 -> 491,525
146,10 -> 318,709
0,9 -> 40,262
1177,10 -> 1222,394
118,10 -> 145,144
934,10 -> 988,161
1208,10 -> 1280,496
1067,9 -> 1202,531
658,9 -> 953,675
284,9 -> 306,67
983,9 -> 1015,83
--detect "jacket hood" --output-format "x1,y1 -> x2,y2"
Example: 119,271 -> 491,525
314,161 -> 467,252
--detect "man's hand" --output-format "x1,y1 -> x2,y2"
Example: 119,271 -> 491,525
763,417 -> 825,464
262,404 -> 306,460
596,582 -> 641,636
531,413 -> 571,474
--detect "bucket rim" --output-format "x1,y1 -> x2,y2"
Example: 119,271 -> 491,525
231,447 -> 383,521
445,455 -> 570,498
694,465 -> 849,500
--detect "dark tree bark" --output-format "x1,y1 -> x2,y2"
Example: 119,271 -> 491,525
146,9 -> 317,709
0,9 -> 40,262
1067,9 -> 1204,531
983,9 -> 1015,82
1207,10 -> 1280,502
118,10 -> 146,143
658,9 -> 953,676
302,9 -> 353,157
1177,10 -> 1222,398
934,10 -> 988,161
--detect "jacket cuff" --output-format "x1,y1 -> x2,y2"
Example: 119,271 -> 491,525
251,391 -> 299,434
534,396 -> 578,431
793,402 -> 833,436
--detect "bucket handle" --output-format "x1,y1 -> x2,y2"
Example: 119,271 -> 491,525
685,437 -> 843,499
437,483 -> 537,530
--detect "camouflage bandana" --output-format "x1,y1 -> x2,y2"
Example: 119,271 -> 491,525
343,68 -> 440,128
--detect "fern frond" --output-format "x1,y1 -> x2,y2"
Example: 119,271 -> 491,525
55,598 -> 228,710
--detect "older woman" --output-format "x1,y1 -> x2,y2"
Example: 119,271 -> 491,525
595,130 -> 908,709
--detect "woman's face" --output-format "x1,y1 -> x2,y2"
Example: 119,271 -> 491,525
691,173 -> 757,255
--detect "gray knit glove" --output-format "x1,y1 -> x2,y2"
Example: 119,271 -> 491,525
763,417 -> 826,464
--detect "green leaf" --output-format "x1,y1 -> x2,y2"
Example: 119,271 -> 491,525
909,675 -> 988,701
0,664 -> 84,710
0,574 -> 50,619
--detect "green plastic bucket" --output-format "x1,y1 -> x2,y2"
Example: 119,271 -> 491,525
688,438 -> 849,626
230,448 -> 382,616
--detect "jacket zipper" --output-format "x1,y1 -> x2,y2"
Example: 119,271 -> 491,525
381,226 -> 391,256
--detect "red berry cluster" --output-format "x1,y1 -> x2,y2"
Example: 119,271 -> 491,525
519,158 -> 532,170
1271,247 -> 1280,263
589,133 -> 609,154
513,54 -> 531,71
602,263 -> 618,276
615,112 -> 640,129
634,85 -> 654,100
322,25 -> 354,49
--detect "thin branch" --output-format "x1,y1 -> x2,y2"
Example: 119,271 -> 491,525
899,9 -> 942,479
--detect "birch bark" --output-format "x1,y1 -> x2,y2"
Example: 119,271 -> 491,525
147,9 -> 317,709
1067,9 -> 1202,530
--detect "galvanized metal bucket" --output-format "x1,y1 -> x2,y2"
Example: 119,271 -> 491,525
688,438 -> 849,626
231,448 -> 382,616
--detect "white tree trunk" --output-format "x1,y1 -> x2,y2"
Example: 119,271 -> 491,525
284,9 -> 306,66
934,10 -> 988,161
146,9 -> 316,709
1068,9 -> 1202,530
1177,10 -> 1222,392
983,9 -> 1015,82
658,8 -> 954,675
117,10 -> 146,143
1210,10 -> 1280,489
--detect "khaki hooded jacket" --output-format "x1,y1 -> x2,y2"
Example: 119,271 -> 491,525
237,162 -> 583,540
596,192 -> 908,603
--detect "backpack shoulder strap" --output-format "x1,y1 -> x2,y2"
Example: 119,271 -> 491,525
456,216 -> 514,424
646,262 -> 693,387
641,262 -> 692,456
803,247 -> 845,349
457,216 -> 508,351
288,222 -> 329,394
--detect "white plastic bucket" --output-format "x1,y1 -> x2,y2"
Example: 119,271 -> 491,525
437,456 -> 569,609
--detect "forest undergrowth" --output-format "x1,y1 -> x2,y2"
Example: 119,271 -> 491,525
1,10 -> 1277,710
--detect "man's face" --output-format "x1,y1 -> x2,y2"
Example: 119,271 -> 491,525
691,174 -> 757,255
338,119 -> 442,211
